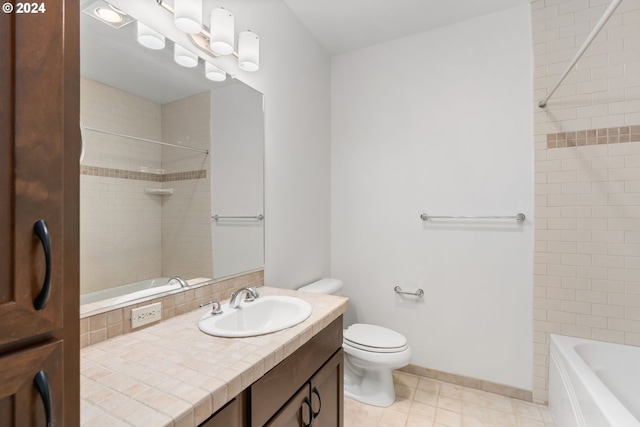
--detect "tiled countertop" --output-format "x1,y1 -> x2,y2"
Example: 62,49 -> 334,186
80,287 -> 348,427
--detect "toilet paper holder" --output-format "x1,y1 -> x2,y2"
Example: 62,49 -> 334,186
393,286 -> 424,297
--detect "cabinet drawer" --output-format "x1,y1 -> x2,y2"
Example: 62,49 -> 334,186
0,341 -> 64,427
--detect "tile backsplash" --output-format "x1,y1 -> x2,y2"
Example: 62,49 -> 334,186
80,270 -> 264,348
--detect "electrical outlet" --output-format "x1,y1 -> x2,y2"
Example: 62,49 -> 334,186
131,302 -> 162,329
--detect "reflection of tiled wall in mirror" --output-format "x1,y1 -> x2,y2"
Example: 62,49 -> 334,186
80,270 -> 264,348
80,79 -> 213,295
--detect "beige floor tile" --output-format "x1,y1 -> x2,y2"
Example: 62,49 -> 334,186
354,400 -> 386,422
406,416 -> 436,427
343,371 -> 554,427
394,371 -> 420,389
461,414 -> 491,427
379,409 -> 409,427
408,401 -> 437,421
516,418 -> 546,427
389,396 -> 413,414
512,399 -> 544,422
437,395 -> 462,413
414,389 -> 439,406
348,415 -> 380,427
489,408 -> 517,425
439,383 -> 464,399
417,378 -> 442,394
396,383 -> 417,400
435,408 -> 462,427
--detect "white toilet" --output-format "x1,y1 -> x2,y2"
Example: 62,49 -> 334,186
298,278 -> 411,407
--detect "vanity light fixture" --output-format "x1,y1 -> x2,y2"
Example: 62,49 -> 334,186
238,31 -> 259,72
82,0 -> 134,29
174,0 -> 203,34
205,62 -> 227,82
155,0 -> 260,73
209,8 -> 235,55
174,44 -> 198,68
137,21 -> 166,50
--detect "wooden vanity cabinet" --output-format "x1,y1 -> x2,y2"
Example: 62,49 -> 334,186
200,393 -> 248,427
250,316 -> 344,427
0,0 -> 80,425
198,316 -> 344,427
265,349 -> 343,427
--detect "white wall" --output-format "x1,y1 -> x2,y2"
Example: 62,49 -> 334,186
331,5 -> 534,390
228,1 -> 332,288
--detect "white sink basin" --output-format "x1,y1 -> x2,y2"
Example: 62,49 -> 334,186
198,295 -> 312,338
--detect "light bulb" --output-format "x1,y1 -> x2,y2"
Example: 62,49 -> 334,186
137,22 -> 165,50
205,62 -> 226,82
174,44 -> 198,68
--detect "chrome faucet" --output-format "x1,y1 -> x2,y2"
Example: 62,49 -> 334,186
229,287 -> 260,308
169,276 -> 189,288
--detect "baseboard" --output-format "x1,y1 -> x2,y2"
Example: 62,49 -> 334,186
399,364 -> 533,402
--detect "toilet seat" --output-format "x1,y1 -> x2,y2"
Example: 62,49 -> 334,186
344,324 -> 408,353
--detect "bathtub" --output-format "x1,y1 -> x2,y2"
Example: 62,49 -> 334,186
549,334 -> 640,427
80,277 -> 180,306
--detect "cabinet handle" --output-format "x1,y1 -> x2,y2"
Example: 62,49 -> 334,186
34,370 -> 52,427
33,220 -> 51,310
301,396 -> 312,427
311,386 -> 322,418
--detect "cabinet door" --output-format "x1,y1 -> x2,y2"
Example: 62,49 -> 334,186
0,0 -> 71,347
265,385 -> 312,427
0,341 -> 64,427
200,393 -> 246,427
310,349 -> 344,427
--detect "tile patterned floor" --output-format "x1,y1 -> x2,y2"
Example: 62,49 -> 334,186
344,371 -> 555,427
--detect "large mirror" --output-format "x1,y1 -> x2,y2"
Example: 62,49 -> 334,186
79,0 -> 264,314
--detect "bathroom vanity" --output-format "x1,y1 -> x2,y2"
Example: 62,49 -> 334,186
80,287 -> 347,427
202,318 -> 343,427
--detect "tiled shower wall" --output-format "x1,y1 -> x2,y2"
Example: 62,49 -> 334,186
81,79 -> 212,294
80,78 -> 163,293
161,93 -> 213,279
532,0 -> 640,403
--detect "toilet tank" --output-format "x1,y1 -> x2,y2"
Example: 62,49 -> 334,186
298,278 -> 343,295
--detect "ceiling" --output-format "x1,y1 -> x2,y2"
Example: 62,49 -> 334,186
281,0 -> 531,55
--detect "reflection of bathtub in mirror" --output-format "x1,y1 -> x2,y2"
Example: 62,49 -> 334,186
81,277 -> 175,305
79,276 -> 211,316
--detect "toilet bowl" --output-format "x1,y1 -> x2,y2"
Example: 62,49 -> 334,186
298,279 -> 411,407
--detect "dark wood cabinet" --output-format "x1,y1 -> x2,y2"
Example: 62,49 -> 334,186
199,316 -> 344,427
0,341 -> 64,426
265,384 -> 312,427
251,316 -> 344,427
0,0 -> 80,425
200,393 -> 247,427
307,349 -> 343,427
266,349 -> 344,427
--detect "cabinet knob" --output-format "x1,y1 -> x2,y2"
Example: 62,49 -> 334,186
34,370 -> 52,427
33,220 -> 52,311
